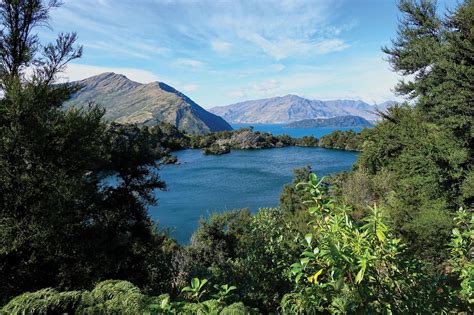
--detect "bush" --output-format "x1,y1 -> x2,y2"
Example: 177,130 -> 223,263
282,173 -> 472,313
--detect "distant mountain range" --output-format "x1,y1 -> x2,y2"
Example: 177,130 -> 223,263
285,115 -> 373,129
210,95 -> 396,124
65,73 -> 232,135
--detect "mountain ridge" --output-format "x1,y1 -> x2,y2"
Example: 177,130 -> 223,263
210,94 -> 395,124
65,72 -> 233,135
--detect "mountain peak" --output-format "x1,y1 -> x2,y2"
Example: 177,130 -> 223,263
209,95 -> 397,124
91,72 -> 127,80
66,73 -> 232,134
280,94 -> 305,101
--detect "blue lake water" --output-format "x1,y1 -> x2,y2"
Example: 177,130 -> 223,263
151,147 -> 358,243
232,123 -> 362,138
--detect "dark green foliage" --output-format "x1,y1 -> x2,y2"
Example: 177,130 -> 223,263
294,135 -> 319,147
280,165 -> 313,214
329,170 -> 393,220
331,0 -> 474,265
175,208 -> 301,312
383,0 -> 474,148
319,128 -> 371,151
354,101 -> 467,264
148,122 -> 190,151
0,0 -> 173,303
382,0 -> 473,207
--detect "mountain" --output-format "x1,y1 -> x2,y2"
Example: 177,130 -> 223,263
285,115 -> 373,129
65,72 -> 232,135
209,94 -> 395,124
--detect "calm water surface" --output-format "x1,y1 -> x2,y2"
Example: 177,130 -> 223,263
151,147 -> 358,243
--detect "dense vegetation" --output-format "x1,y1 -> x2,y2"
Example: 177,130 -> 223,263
0,0 -> 174,303
0,0 -> 472,314
318,128 -> 370,151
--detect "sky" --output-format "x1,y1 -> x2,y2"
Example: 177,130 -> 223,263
40,0 -> 459,108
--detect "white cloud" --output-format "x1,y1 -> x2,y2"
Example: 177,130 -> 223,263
227,90 -> 248,99
175,58 -> 205,69
60,64 -> 161,83
84,41 -> 153,60
224,55 -> 402,104
211,40 -> 232,53
252,79 -> 281,96
313,39 -> 350,54
269,64 -> 285,72
180,84 -> 199,93
241,33 -> 349,60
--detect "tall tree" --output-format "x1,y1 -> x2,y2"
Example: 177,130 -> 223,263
0,0 -> 169,303
355,0 -> 473,262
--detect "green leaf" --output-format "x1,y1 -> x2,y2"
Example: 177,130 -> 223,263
376,227 -> 386,243
355,268 -> 365,284
300,257 -> 310,267
355,260 -> 367,284
191,278 -> 200,289
305,233 -> 313,246
295,273 -> 303,283
181,286 -> 192,292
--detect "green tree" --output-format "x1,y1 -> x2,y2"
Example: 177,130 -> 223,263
346,0 -> 474,264
0,0 -> 169,303
382,0 -> 473,208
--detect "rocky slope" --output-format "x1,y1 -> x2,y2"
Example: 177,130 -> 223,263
210,94 -> 395,124
285,115 -> 373,128
65,72 -> 232,134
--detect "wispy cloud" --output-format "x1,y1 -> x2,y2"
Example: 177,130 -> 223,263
225,55 -> 401,104
241,34 -> 349,60
180,84 -> 199,93
60,64 -> 161,83
211,40 -> 232,53
175,58 -> 205,69
83,42 -> 153,60
42,0 -> 413,108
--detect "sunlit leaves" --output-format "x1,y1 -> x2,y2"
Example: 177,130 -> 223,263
284,172 -> 423,313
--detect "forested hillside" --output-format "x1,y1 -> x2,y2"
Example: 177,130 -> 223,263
0,0 -> 472,314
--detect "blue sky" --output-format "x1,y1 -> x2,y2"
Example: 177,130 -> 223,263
41,0 -> 458,108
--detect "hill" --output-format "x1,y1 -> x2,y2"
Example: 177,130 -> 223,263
285,115 -> 373,128
209,94 -> 394,124
65,72 -> 232,134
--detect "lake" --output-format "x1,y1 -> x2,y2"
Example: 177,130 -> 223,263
232,123 -> 362,138
151,146 -> 358,243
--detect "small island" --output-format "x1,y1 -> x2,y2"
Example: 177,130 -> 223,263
285,115 -> 373,128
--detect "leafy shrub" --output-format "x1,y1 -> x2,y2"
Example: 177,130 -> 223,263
449,208 -> 474,304
281,173 -> 471,313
